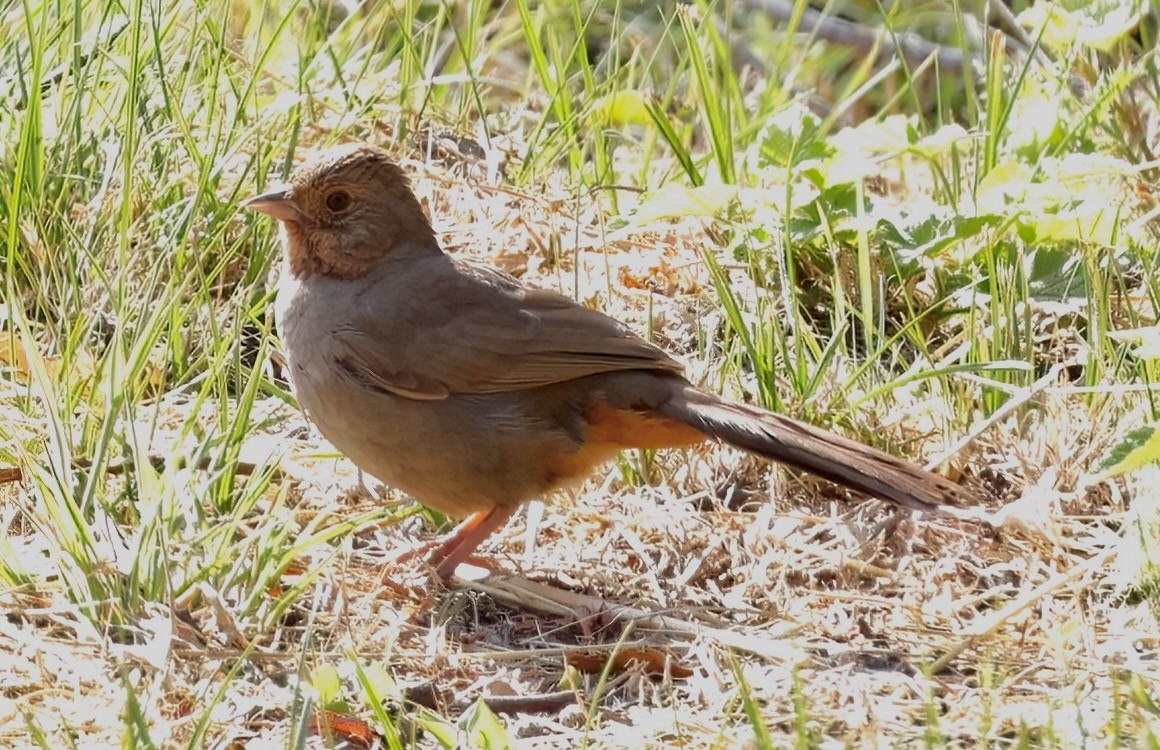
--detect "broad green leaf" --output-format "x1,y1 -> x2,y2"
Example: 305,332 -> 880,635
1027,200 -> 1123,247
1026,247 -> 1087,301
1109,326 -> 1160,360
460,698 -> 511,750
977,160 -> 1036,211
627,182 -> 737,223
591,90 -> 653,127
831,114 -> 912,154
1018,4 -> 1082,53
1101,425 -> 1160,477
1018,0 -> 1144,53
416,708 -> 459,749
1041,153 -> 1137,187
910,124 -> 971,158
351,657 -> 406,750
756,102 -> 832,170
878,210 -> 1002,277
820,115 -> 911,186
1007,83 -> 1064,155
360,663 -> 401,704
312,664 -> 347,711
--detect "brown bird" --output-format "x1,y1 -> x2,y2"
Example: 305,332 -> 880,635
246,145 -> 969,579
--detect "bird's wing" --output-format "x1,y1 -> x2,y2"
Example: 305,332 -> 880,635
332,257 -> 684,400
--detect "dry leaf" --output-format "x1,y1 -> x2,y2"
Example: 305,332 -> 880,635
311,710 -> 378,747
565,648 -> 693,678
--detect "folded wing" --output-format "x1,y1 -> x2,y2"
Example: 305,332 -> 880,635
333,258 -> 684,400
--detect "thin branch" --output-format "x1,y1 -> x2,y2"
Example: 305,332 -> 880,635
450,568 -> 807,664
741,0 -> 977,74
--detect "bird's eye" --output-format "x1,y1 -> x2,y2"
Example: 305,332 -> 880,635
326,190 -> 352,212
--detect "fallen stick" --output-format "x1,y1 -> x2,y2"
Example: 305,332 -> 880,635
930,546 -> 1119,674
450,567 -> 807,664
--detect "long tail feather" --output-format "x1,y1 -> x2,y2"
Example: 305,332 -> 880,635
658,389 -> 970,512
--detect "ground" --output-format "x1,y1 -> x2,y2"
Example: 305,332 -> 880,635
2,1 -> 1160,747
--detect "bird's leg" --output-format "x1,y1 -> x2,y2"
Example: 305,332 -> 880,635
355,469 -> 391,501
428,504 -> 517,579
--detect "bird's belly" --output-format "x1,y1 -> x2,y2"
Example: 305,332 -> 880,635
291,363 -> 590,518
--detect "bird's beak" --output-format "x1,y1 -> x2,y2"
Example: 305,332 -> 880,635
243,187 -> 304,222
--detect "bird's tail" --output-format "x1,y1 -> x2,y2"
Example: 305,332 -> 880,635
656,388 -> 970,512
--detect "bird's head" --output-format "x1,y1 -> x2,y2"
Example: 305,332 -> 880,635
245,145 -> 438,279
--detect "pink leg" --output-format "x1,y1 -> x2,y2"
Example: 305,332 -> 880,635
428,504 -> 517,579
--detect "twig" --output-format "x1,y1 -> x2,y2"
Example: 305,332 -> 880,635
482,690 -> 578,715
927,365 -> 1060,463
927,364 -> 1064,526
775,535 -> 898,581
741,0 -> 977,74
983,0 -> 1036,52
451,568 -> 807,663
715,15 -> 768,77
930,546 -> 1118,673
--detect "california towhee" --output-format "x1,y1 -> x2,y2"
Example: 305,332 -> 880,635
247,145 -> 970,578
